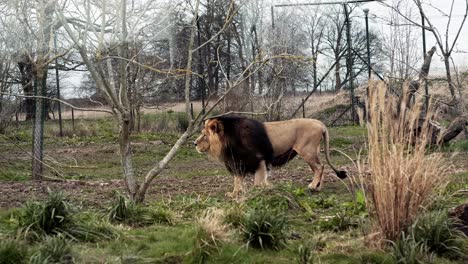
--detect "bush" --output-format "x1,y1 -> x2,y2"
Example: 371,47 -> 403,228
0,239 -> 27,264
241,208 -> 288,250
191,209 -> 230,263
360,83 -> 449,241
29,235 -> 73,264
19,191 -> 72,239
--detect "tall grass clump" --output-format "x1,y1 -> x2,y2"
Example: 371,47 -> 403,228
411,210 -> 466,258
108,193 -> 171,226
0,239 -> 28,264
360,82 -> 450,241
19,191 -> 72,239
191,208 -> 230,263
18,191 -> 118,242
29,235 -> 74,264
241,208 -> 288,250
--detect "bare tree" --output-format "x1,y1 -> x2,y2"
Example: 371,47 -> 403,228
382,0 -> 468,105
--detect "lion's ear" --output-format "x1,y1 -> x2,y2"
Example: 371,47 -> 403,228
207,120 -> 221,135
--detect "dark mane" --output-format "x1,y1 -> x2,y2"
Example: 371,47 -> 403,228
216,115 -> 273,176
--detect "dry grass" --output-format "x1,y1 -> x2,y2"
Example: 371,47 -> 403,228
192,208 -> 230,262
358,81 -> 450,241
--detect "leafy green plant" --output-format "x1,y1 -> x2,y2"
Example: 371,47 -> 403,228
0,239 -> 27,264
241,208 -> 288,250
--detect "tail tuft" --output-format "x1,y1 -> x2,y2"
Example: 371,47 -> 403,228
336,170 -> 348,179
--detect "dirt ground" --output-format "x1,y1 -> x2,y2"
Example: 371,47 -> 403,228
0,166 -> 348,209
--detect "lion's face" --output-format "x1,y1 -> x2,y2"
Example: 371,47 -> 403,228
194,119 -> 223,157
194,129 -> 210,153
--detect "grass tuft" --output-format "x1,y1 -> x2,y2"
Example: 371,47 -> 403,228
191,208 -> 230,263
389,232 -> 430,264
296,245 -> 314,264
241,208 -> 288,250
0,239 -> 28,264
108,193 -> 172,226
29,235 -> 74,264
411,210 -> 466,259
19,191 -> 72,239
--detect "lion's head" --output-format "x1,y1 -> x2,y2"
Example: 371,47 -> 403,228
194,118 -> 224,158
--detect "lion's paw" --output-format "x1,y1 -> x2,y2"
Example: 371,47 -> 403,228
225,191 -> 238,199
307,181 -> 322,192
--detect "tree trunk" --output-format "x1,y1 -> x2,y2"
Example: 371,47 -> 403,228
437,116 -> 468,144
120,112 -> 138,200
443,54 -> 457,102
17,55 -> 35,120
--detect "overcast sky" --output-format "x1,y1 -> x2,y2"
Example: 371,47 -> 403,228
61,0 -> 468,98
360,0 -> 468,73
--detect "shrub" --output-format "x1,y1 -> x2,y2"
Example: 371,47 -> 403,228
29,235 -> 73,264
360,82 -> 449,241
0,239 -> 27,264
191,209 -> 230,263
241,208 -> 288,250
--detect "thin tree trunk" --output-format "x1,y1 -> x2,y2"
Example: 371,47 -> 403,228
136,0 -> 201,203
443,55 -> 456,101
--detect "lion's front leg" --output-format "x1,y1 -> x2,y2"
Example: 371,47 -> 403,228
226,175 -> 245,198
254,160 -> 270,186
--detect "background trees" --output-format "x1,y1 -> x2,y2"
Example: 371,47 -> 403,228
0,0 -> 466,201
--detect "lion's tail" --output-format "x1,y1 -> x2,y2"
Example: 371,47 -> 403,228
323,127 -> 348,179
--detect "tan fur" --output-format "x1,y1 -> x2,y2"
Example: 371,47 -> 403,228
261,118 -> 336,191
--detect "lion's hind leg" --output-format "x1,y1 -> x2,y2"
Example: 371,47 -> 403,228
307,160 -> 324,191
296,147 -> 324,191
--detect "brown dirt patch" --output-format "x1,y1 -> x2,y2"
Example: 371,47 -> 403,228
0,167 -> 349,209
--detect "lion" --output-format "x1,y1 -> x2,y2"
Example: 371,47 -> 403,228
194,115 -> 347,197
